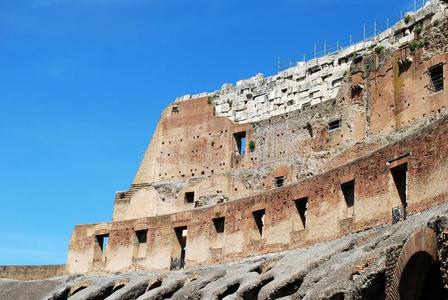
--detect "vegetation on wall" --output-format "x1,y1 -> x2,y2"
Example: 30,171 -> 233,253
409,40 -> 424,54
248,140 -> 256,151
375,45 -> 385,55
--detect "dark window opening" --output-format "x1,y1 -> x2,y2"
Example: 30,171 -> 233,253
341,180 -> 355,208
213,217 -> 225,233
275,176 -> 285,188
294,197 -> 308,228
253,209 -> 265,237
234,132 -> 246,155
429,64 -> 444,92
217,282 -> 240,300
391,163 -> 407,218
305,123 -> 313,137
328,119 -> 341,131
354,55 -> 363,64
96,234 -> 109,253
351,84 -> 364,97
172,106 -> 179,113
302,102 -> 311,109
185,192 -> 195,203
136,230 -> 147,244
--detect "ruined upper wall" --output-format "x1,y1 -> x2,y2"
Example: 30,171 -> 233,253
175,0 -> 444,124
67,0 -> 448,275
112,0 -> 448,222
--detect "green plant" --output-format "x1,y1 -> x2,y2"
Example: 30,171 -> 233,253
248,140 -> 256,151
375,45 -> 385,54
404,15 -> 412,24
409,40 -> 424,53
415,26 -> 423,35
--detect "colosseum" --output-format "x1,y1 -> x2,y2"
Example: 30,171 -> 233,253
2,0 -> 448,299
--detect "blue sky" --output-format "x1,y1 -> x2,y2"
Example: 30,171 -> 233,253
0,0 -> 416,265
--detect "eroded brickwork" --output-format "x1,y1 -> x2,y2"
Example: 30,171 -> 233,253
67,1 -> 448,275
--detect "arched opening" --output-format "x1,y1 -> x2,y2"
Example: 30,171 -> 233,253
398,251 -> 445,300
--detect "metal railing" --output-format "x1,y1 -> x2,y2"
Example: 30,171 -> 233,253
277,0 -> 430,72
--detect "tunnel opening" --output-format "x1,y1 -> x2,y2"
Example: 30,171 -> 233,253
147,279 -> 163,292
241,276 -> 274,300
217,282 -> 240,300
269,276 -> 303,298
398,251 -> 446,300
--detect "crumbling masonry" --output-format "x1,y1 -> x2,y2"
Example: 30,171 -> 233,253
3,1 -> 448,299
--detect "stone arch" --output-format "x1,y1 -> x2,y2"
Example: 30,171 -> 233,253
386,226 -> 443,300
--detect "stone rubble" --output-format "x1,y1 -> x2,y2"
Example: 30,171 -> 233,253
175,0 -> 444,124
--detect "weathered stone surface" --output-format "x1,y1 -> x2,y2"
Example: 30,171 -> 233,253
4,2 -> 448,299
3,203 -> 448,300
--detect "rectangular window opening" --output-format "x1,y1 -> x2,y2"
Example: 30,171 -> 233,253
429,64 -> 444,92
213,217 -> 225,234
328,119 -> 342,131
135,230 -> 147,244
294,197 -> 308,228
274,176 -> 285,188
185,192 -> 195,203
252,209 -> 265,237
96,234 -> 109,253
234,131 -> 247,155
341,180 -> 355,208
172,105 -> 179,113
391,163 -> 408,210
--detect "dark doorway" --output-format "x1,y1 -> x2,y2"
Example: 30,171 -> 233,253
391,163 -> 407,219
341,180 -> 355,208
171,226 -> 187,270
294,197 -> 308,228
399,251 -> 446,300
213,217 -> 225,234
135,230 -> 147,244
253,209 -> 265,237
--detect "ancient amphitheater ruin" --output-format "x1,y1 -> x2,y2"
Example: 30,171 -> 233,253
2,0 -> 448,299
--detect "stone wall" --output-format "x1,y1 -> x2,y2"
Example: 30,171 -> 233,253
112,0 -> 448,223
0,265 -> 66,281
67,0 -> 448,275
115,46 -> 448,220
68,114 -> 448,274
